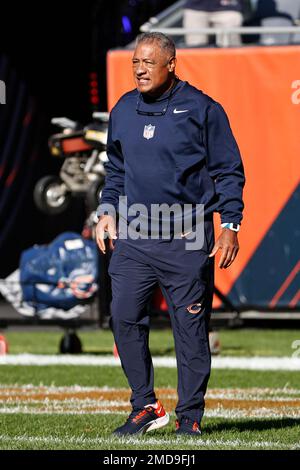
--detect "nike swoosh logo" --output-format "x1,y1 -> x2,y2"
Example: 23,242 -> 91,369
173,108 -> 188,114
181,231 -> 192,238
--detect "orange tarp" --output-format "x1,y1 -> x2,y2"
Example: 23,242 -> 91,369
107,46 -> 300,307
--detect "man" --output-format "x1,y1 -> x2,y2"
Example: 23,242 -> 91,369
183,0 -> 244,47
96,32 -> 245,436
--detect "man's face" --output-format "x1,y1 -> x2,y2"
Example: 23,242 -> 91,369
132,41 -> 176,97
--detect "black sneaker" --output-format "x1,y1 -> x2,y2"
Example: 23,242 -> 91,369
113,400 -> 169,436
175,416 -> 201,436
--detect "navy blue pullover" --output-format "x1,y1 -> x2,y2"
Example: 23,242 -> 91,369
98,80 -> 245,226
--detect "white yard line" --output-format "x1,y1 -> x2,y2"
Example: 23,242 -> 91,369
0,384 -> 299,397
0,407 -> 128,415
0,385 -> 300,419
1,387 -> 300,401
0,433 -> 299,449
0,384 -> 124,392
0,406 -> 300,419
0,354 -> 300,370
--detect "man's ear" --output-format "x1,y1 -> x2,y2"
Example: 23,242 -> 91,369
168,56 -> 177,72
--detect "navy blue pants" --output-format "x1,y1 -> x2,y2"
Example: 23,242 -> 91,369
108,220 -> 214,423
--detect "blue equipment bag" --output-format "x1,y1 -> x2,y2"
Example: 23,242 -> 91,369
20,232 -> 98,311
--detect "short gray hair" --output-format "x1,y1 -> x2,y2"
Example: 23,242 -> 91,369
136,32 -> 176,58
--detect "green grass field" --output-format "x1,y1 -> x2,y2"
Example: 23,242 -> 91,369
0,328 -> 300,450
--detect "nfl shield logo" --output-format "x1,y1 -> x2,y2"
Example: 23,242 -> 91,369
143,124 -> 155,140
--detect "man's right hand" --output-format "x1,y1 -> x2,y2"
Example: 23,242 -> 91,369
95,215 -> 117,254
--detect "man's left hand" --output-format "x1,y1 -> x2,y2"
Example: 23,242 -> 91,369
209,229 -> 239,269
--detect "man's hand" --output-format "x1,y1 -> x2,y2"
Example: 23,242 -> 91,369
209,229 -> 239,269
95,215 -> 117,254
